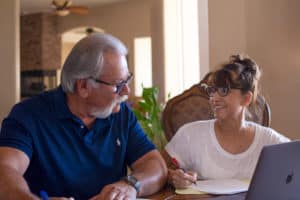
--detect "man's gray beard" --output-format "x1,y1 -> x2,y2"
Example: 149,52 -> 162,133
90,95 -> 128,119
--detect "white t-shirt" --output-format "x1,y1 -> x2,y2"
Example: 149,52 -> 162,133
165,119 -> 290,180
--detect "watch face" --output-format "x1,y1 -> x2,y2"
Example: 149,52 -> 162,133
128,175 -> 137,183
124,175 -> 140,192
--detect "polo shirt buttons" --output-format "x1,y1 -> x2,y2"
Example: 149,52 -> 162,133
80,125 -> 84,129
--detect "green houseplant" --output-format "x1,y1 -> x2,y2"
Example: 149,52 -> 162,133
132,86 -> 167,151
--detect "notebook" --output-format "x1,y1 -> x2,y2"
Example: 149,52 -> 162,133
245,140 -> 300,200
190,179 -> 249,195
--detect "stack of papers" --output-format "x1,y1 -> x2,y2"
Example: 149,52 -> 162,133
188,179 -> 249,195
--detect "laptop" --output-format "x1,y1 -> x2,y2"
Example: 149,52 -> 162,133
211,141 -> 300,200
245,140 -> 300,200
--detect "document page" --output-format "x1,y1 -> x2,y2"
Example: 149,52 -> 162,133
190,179 -> 249,195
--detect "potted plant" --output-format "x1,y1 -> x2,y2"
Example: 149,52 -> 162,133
132,86 -> 167,151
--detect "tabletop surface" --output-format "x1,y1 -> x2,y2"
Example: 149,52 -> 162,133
145,185 -> 246,200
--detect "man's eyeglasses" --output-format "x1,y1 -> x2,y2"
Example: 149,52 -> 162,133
206,86 -> 243,97
90,73 -> 133,94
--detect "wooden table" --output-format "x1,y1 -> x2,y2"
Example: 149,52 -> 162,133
145,185 -> 246,200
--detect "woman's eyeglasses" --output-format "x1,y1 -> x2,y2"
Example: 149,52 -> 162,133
89,73 -> 133,94
206,86 -> 243,97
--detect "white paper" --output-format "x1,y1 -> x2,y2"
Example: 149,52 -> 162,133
190,179 -> 249,195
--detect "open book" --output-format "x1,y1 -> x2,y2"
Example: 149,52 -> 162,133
176,179 -> 249,195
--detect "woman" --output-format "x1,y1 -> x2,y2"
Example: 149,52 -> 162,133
164,54 -> 290,189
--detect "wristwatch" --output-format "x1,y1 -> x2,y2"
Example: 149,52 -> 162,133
121,175 -> 141,193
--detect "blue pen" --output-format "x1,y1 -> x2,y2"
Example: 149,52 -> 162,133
39,190 -> 49,200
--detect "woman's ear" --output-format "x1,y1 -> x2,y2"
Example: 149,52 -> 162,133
75,79 -> 90,98
242,91 -> 253,106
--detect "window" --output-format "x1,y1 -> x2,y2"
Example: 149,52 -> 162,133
164,0 -> 200,99
134,37 -> 152,96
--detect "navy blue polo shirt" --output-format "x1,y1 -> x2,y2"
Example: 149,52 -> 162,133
0,87 -> 155,199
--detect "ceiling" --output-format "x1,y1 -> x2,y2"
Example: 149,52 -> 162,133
21,0 -> 127,15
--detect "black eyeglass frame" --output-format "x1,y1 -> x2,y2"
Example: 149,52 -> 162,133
206,85 -> 244,97
89,73 -> 133,94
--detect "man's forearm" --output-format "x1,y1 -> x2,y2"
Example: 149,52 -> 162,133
131,151 -> 168,197
0,166 -> 39,200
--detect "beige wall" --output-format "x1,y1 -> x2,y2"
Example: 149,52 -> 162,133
245,0 -> 300,139
208,0 -> 300,139
198,0 -> 210,78
209,0 -> 247,69
150,0 -> 165,102
0,0 -> 20,121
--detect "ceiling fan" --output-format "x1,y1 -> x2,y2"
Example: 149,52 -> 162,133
51,0 -> 89,16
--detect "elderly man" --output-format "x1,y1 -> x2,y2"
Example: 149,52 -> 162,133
0,33 -> 167,200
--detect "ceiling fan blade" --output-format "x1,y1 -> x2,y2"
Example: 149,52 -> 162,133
52,0 -> 71,9
69,6 -> 89,15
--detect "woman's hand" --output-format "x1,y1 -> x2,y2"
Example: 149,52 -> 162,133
168,168 -> 197,189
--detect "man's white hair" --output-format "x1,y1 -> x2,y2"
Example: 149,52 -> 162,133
61,33 -> 128,93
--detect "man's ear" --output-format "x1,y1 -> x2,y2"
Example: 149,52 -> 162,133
242,91 -> 253,106
75,79 -> 90,98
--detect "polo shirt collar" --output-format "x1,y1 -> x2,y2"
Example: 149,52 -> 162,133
54,86 -> 75,119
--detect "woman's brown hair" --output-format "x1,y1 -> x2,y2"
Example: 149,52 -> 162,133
212,54 -> 261,102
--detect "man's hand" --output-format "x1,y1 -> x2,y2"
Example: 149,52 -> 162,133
89,181 -> 137,200
168,168 -> 197,189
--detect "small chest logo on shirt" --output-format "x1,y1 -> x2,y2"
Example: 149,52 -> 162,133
116,138 -> 121,146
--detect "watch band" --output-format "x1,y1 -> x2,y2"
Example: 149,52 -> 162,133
121,175 -> 141,192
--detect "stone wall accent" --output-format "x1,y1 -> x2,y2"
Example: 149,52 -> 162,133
21,13 -> 61,71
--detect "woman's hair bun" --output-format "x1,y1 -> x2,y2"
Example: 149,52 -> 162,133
230,54 -> 260,78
